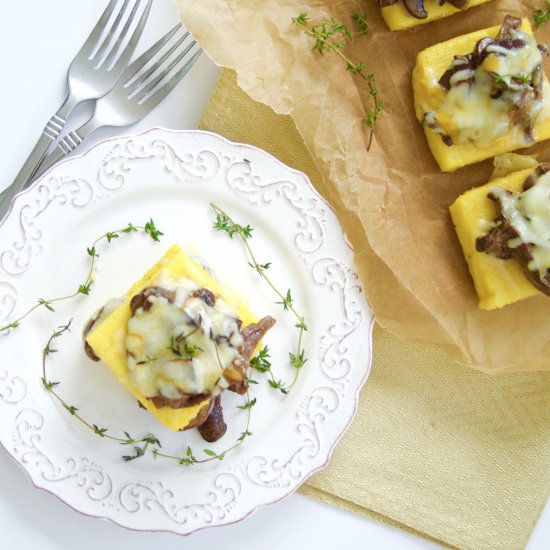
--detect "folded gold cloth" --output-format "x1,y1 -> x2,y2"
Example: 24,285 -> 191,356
199,70 -> 550,550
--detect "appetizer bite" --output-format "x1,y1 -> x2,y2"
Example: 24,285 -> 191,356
380,0 -> 490,31
84,245 -> 274,442
449,164 -> 550,310
413,16 -> 550,172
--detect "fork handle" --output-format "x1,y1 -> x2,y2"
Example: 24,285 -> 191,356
20,94 -> 80,185
0,94 -> 79,217
30,117 -> 100,183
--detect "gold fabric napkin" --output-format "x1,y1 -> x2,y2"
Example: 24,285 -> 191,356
199,70 -> 550,550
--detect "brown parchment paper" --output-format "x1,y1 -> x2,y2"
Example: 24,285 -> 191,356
199,67 -> 550,550
174,0 -> 550,372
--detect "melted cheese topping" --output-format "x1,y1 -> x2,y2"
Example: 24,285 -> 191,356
380,0 -> 490,31
491,170 -> 550,274
421,27 -> 545,148
449,168 -> 538,310
83,297 -> 124,337
85,245 -> 260,432
126,273 -> 244,399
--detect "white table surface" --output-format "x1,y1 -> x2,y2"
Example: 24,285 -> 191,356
0,2 -> 548,549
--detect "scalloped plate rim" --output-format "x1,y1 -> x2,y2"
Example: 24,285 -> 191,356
0,128 -> 374,536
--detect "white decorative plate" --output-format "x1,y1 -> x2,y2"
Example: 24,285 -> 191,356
0,129 -> 373,534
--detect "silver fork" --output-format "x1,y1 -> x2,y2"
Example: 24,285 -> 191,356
28,25 -> 202,183
7,0 -> 152,196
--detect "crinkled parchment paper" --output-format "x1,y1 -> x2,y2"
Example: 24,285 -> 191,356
175,0 -> 550,371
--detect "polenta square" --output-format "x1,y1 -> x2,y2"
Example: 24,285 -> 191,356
381,0 -> 490,32
85,245 -> 259,431
449,168 -> 539,310
413,18 -> 550,172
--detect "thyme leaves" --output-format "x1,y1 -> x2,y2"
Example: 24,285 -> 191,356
292,11 -> 382,150
41,321 -> 160,462
211,203 -> 308,394
493,73 -> 533,88
352,10 -> 369,35
41,316 -> 262,466
534,1 -> 550,26
153,384 -> 256,466
31,208 -> 292,466
0,220 -> 162,333
169,334 -> 202,359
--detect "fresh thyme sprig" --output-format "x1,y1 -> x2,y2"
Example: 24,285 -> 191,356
29,216 -> 268,467
41,321 -> 161,462
152,386 -> 256,466
41,287 -> 265,466
249,345 -> 290,394
169,334 -> 202,359
43,323 -> 263,465
352,11 -> 369,35
292,11 -> 382,150
0,219 -> 163,333
494,73 -> 532,88
534,1 -> 550,26
211,204 -> 308,394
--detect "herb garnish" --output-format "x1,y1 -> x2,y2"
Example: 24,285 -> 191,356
352,11 -> 369,35
169,334 -> 202,360
42,321 -> 161,462
27,209 -> 296,467
152,386 -> 256,465
211,203 -> 308,394
494,73 -> 532,88
42,319 -> 259,465
534,1 -> 550,26
292,11 -> 382,150
0,219 -> 163,333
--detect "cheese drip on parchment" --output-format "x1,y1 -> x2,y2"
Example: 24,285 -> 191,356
491,170 -> 550,274
422,27 -> 547,147
125,273 -> 244,400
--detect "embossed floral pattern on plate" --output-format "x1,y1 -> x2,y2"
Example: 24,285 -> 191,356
0,129 -> 373,535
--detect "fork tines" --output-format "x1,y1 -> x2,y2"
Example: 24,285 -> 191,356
123,24 -> 203,108
82,0 -> 152,72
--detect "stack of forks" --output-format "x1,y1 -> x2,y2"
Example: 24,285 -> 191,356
0,0 -> 202,221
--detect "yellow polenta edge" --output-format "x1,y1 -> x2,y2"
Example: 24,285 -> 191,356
86,245 -> 259,431
413,19 -> 550,172
381,0 -> 490,31
449,168 -> 539,310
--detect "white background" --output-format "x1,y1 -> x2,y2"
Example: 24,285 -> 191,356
0,1 -> 547,548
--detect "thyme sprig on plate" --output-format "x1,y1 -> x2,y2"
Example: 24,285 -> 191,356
0,220 -> 163,333
211,203 -> 308,394
534,1 -> 550,26
42,321 -> 161,462
35,212 -> 265,465
292,11 -> 382,150
43,319 -> 261,465
249,345 -> 282,390
32,212 -> 286,466
152,388 -> 256,465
